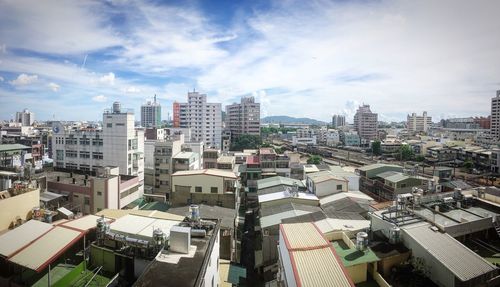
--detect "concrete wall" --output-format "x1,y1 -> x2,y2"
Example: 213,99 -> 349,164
0,188 -> 39,231
279,231 -> 297,287
346,264 -> 367,284
315,179 -> 348,197
203,230 -> 220,287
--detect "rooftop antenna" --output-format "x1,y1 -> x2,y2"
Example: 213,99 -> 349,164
154,94 -> 157,103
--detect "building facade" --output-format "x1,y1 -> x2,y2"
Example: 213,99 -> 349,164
174,92 -> 222,148
140,95 -> 161,128
407,111 -> 432,133
491,90 -> 500,140
16,109 -> 35,126
332,114 -> 346,128
353,105 -> 378,142
225,96 -> 260,141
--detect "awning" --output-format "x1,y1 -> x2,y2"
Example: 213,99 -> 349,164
57,207 -> 74,218
0,220 -> 53,258
40,191 -> 64,202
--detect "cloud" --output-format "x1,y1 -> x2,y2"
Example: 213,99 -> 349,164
10,73 -> 38,86
48,82 -> 60,92
124,86 -> 141,93
0,76 -> 4,82
0,44 -> 5,53
99,72 -> 115,85
92,95 -> 107,102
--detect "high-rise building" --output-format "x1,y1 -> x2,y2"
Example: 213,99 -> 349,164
140,95 -> 161,127
407,111 -> 432,133
353,104 -> 378,142
225,96 -> 260,141
492,90 -> 500,140
16,108 -> 34,126
332,114 -> 346,128
175,91 -> 222,148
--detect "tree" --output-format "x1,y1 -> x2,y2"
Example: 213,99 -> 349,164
307,155 -> 322,164
371,140 -> 382,156
397,145 -> 414,161
415,155 -> 425,162
230,134 -> 262,151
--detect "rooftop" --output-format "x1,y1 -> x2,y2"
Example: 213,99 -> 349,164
280,223 -> 354,287
260,203 -> 322,229
319,191 -> 374,206
172,169 -> 238,179
357,163 -> 402,172
258,190 -> 319,204
134,219 -> 220,287
173,151 -> 196,159
109,214 -> 181,241
307,170 -> 348,184
257,176 -> 304,190
332,240 -> 379,267
217,155 -> 235,164
167,204 -> 235,229
0,144 -> 31,152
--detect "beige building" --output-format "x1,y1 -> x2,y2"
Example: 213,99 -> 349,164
0,182 -> 40,231
171,169 -> 240,208
306,171 -> 349,198
152,137 -> 183,198
225,96 -> 260,141
353,104 -> 378,142
407,111 -> 432,133
491,90 -> 500,140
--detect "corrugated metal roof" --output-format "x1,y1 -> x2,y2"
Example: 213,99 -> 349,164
315,218 -> 370,234
403,223 -> 497,282
357,163 -> 401,171
0,144 -> 31,152
59,215 -> 111,232
96,209 -> 185,221
257,176 -> 304,190
280,223 -> 354,287
0,220 -> 53,258
307,171 -> 348,184
320,191 -> 373,206
384,173 -> 410,183
8,226 -> 83,272
110,214 -> 180,240
376,171 -> 400,179
258,191 -> 319,204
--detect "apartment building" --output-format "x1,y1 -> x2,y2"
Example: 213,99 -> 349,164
174,91 -> 222,148
140,95 -> 161,128
353,104 -> 378,142
52,102 -> 144,187
491,90 -> 500,140
407,111 -> 432,133
16,108 -> 34,126
152,136 -> 183,197
225,96 -> 260,141
332,114 -> 346,128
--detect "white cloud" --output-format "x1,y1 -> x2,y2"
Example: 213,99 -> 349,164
0,43 -> 5,53
0,76 -> 4,82
99,72 -> 115,85
10,73 -> 38,86
92,95 -> 107,102
124,86 -> 141,93
48,82 -> 60,92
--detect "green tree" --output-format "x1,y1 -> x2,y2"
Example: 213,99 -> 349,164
371,140 -> 382,156
307,155 -> 322,164
415,155 -> 425,162
398,145 -> 414,161
230,134 -> 262,151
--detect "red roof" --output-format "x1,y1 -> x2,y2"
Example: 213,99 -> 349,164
246,155 -> 260,165
259,148 -> 275,155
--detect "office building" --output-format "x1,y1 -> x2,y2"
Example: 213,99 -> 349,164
174,92 -> 222,149
16,109 -> 34,126
141,95 -> 162,128
353,105 -> 378,142
332,114 -> 346,128
52,102 -> 144,185
225,96 -> 260,141
407,111 -> 432,133
491,90 -> 500,140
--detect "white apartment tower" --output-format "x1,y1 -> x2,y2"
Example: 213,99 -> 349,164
177,91 -> 222,148
225,96 -> 260,141
407,111 -> 432,133
353,104 -> 378,141
492,90 -> 500,140
332,114 -> 346,128
141,95 -> 162,127
52,102 -> 144,183
16,108 -> 35,126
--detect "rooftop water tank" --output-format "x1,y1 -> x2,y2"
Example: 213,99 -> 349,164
112,101 -> 121,113
356,232 -> 368,251
190,205 -> 200,222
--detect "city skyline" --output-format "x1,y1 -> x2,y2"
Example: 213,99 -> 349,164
1,0 -> 499,122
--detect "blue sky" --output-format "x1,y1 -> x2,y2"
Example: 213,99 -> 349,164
0,0 -> 499,122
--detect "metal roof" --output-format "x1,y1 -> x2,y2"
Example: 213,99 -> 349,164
307,171 -> 348,184
384,173 -> 410,183
315,218 -> 370,235
40,191 -> 64,202
96,209 -> 185,221
0,144 -> 31,152
167,204 -> 235,229
59,215 -> 111,233
0,220 -> 53,258
258,190 -> 319,204
357,163 -> 401,171
172,169 -> 238,179
110,214 -> 180,240
8,226 -> 83,272
320,191 -> 373,206
257,176 -> 304,190
260,203 -> 322,228
376,171 -> 400,179
280,223 -> 354,287
403,223 -> 497,282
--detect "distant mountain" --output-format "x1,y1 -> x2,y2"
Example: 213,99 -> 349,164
261,116 -> 327,125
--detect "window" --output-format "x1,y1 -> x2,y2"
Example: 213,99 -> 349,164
211,187 -> 218,194
107,123 -> 112,128
195,186 -> 202,193
336,184 -> 343,191
92,152 -> 103,159
97,191 -> 102,196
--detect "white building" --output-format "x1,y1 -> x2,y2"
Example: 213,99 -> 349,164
407,111 -> 432,133
16,109 -> 34,126
140,95 -> 161,128
354,104 -> 378,142
332,114 -> 346,128
176,91 -> 222,149
52,102 -> 144,189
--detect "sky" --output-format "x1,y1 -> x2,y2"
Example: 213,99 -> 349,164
0,0 -> 499,123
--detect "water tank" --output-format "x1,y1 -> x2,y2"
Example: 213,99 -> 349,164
153,228 -> 165,250
112,101 -> 121,113
389,226 -> 401,244
356,232 -> 368,251
190,205 -> 200,222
